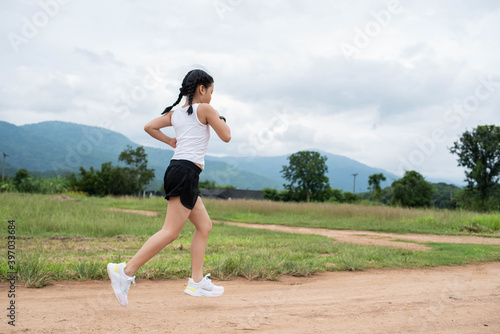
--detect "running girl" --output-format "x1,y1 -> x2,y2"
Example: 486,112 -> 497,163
107,69 -> 231,306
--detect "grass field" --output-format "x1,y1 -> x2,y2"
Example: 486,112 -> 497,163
1,193 -> 499,287
87,194 -> 500,236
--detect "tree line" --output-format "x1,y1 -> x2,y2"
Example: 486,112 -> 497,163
2,124 -> 498,211
266,125 -> 500,212
3,146 -> 155,196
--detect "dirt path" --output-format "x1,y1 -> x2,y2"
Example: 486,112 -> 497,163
108,207 -> 159,216
2,262 -> 499,333
219,221 -> 500,251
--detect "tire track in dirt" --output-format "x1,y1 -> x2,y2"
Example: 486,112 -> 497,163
217,221 -> 500,251
108,207 -> 159,216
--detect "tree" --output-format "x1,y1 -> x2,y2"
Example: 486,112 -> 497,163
77,146 -> 155,196
368,173 -> 386,202
281,151 -> 329,202
390,171 -> 435,208
450,125 -> 500,210
78,162 -> 138,196
432,183 -> 461,209
119,145 -> 155,191
13,168 -> 29,188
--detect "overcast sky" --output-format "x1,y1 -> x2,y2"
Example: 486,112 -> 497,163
1,0 -> 500,184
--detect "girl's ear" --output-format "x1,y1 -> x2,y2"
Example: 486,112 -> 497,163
198,84 -> 206,95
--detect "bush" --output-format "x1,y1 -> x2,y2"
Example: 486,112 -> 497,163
0,181 -> 12,192
343,191 -> 359,203
77,162 -> 138,196
452,187 -> 500,212
278,189 -> 306,202
199,180 -> 217,189
16,176 -> 69,194
328,188 -> 344,203
262,188 -> 280,201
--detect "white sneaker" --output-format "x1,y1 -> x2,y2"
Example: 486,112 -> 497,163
107,262 -> 136,306
184,273 -> 224,297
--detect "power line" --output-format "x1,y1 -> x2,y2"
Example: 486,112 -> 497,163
2,153 -> 9,182
352,173 -> 358,194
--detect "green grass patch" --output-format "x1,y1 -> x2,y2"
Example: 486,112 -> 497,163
0,193 -> 163,237
460,215 -> 500,233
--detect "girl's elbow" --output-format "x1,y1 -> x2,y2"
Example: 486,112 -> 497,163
222,132 -> 231,143
144,124 -> 153,133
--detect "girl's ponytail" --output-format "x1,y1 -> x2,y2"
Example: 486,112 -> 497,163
162,69 -> 213,116
161,89 -> 184,115
187,82 -> 196,116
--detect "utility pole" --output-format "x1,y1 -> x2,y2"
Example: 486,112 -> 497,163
352,173 -> 358,194
2,153 -> 8,182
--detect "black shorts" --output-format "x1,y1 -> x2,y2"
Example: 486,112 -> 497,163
163,160 -> 202,210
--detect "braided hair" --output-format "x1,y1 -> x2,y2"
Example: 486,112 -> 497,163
161,69 -> 214,115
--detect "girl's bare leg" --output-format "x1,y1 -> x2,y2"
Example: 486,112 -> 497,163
124,196 -> 191,277
187,197 -> 212,283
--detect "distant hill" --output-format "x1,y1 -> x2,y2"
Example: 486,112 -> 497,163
0,121 -> 281,190
1,120 -> 402,191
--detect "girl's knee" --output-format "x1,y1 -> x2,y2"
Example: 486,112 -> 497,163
161,228 -> 181,240
206,221 -> 213,234
196,220 -> 212,235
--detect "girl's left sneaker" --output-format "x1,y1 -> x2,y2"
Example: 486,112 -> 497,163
184,273 -> 224,297
107,262 -> 136,306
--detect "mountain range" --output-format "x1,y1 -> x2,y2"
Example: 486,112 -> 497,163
1,120 -> 410,192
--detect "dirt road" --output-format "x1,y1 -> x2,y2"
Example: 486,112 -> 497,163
2,262 -> 499,333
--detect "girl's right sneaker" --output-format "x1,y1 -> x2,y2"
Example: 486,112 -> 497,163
107,262 -> 136,306
184,273 -> 224,297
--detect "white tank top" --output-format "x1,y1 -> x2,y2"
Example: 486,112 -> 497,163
171,103 -> 210,167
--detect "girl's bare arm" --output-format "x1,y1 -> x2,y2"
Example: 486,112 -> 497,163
144,112 -> 177,148
198,104 -> 231,143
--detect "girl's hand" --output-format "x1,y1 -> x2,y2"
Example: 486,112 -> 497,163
167,137 -> 177,148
